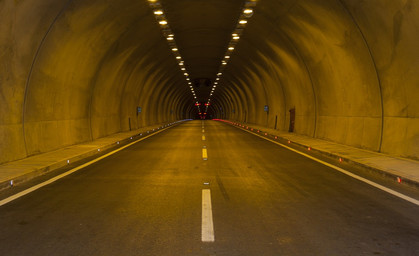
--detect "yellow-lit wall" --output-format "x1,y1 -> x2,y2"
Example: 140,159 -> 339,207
217,0 -> 418,159
0,0 -> 418,164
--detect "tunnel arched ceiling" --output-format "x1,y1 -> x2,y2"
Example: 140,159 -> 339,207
0,0 -> 418,164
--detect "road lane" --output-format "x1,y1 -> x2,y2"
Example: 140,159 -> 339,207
202,120 -> 419,256
0,120 -> 418,256
0,121 -> 207,255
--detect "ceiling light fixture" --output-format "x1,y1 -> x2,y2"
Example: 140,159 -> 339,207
204,2 -> 258,110
243,9 -> 253,14
148,1 -> 197,111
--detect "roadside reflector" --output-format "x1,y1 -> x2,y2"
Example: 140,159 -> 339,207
288,140 -> 291,144
339,158 -> 342,162
67,160 -> 70,164
264,133 -> 268,136
308,147 -> 311,151
10,180 -> 13,186
275,136 -> 278,139
397,177 -> 402,183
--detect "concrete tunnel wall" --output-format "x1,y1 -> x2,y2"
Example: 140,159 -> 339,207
0,0 -> 418,165
213,0 -> 419,160
0,0 -> 194,164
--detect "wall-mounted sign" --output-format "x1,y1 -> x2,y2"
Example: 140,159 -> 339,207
264,105 -> 269,112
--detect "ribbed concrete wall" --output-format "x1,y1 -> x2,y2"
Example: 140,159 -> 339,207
219,0 -> 419,159
0,0 -> 418,164
0,0 -> 191,164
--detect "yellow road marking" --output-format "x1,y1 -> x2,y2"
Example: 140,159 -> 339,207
202,148 -> 208,160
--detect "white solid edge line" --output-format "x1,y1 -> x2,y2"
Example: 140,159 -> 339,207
0,127 -> 171,207
202,189 -> 215,242
240,128 -> 419,207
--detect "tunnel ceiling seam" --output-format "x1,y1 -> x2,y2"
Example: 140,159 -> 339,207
87,12 -> 170,138
280,31 -> 318,138
21,0 -> 74,156
337,0 -> 385,152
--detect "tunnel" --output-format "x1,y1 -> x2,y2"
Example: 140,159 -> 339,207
0,0 -> 419,255
1,0 -> 418,163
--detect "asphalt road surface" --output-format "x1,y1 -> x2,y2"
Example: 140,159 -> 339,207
0,120 -> 418,256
